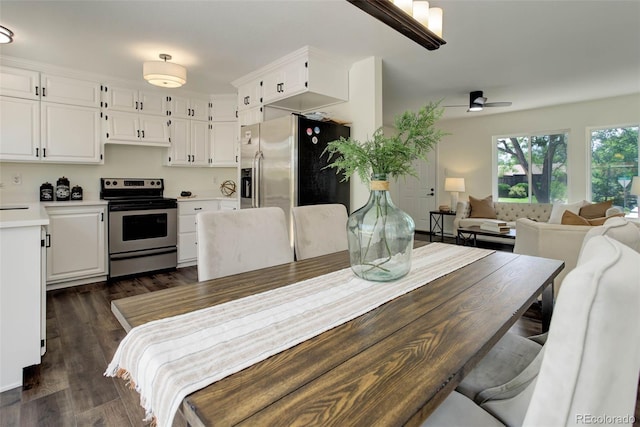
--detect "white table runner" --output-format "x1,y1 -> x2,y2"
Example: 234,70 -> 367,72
105,243 -> 493,427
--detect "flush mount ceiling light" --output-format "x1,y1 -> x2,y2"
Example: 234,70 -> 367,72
143,54 -> 187,88
0,26 -> 14,44
346,0 -> 445,51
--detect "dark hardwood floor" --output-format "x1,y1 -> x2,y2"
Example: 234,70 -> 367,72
1,237 -> 637,426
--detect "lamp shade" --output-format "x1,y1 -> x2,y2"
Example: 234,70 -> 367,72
444,177 -> 465,192
630,176 -> 640,196
0,26 -> 14,44
143,59 -> 186,88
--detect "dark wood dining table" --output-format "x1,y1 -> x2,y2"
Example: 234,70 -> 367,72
111,242 -> 563,427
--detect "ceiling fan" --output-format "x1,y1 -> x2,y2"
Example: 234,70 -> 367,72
445,90 -> 512,112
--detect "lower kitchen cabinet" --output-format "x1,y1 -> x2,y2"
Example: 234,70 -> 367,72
177,199 -> 220,266
45,204 -> 107,287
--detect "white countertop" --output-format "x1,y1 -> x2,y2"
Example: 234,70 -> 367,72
41,200 -> 109,207
175,195 -> 238,202
0,203 -> 49,229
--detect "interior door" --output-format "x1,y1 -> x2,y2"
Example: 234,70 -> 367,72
394,150 -> 437,232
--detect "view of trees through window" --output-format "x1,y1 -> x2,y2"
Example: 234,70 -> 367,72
590,126 -> 639,214
496,133 -> 568,203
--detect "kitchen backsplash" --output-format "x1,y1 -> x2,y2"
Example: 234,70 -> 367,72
0,144 -> 237,203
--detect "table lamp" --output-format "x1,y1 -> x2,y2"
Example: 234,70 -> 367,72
444,177 -> 465,211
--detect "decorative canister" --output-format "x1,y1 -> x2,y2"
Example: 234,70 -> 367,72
55,176 -> 70,201
40,182 -> 54,201
71,185 -> 83,200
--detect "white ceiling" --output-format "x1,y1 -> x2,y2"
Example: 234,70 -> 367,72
1,0 -> 639,125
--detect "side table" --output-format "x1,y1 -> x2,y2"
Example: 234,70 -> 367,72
429,210 -> 457,242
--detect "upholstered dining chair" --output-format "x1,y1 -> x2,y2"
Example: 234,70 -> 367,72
291,204 -> 349,260
455,216 -> 640,407
196,207 -> 293,281
423,235 -> 640,426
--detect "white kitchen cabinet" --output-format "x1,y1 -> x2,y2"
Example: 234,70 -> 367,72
168,118 -> 210,166
210,121 -> 238,166
0,223 -> 45,392
219,199 -> 239,210
177,199 -> 220,266
102,85 -> 168,116
233,46 -> 348,113
236,78 -> 263,112
40,102 -> 102,163
168,95 -> 208,121
0,67 -> 103,163
238,106 -> 263,126
40,74 -> 101,108
210,94 -> 237,122
0,66 -> 40,99
104,110 -> 170,146
0,96 -> 39,161
45,205 -> 107,286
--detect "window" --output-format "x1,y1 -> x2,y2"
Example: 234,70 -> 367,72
590,126 -> 639,214
496,132 -> 568,203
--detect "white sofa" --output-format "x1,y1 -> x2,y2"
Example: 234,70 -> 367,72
454,201 -> 552,244
514,217 -> 640,295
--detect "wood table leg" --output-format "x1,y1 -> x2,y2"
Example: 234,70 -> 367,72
541,281 -> 554,332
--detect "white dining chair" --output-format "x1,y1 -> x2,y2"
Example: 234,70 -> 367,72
455,216 -> 640,406
196,207 -> 293,281
291,204 -> 349,260
422,235 -> 640,426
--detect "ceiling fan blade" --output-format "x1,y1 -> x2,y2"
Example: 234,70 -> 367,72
443,104 -> 468,108
485,102 -> 512,107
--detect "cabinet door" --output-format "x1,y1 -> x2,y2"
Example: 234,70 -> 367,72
178,232 -> 198,264
41,103 -> 102,163
211,122 -> 238,166
41,74 -> 101,108
191,120 -> 210,166
238,106 -> 263,126
139,114 -> 170,145
262,70 -> 284,104
237,79 -> 263,111
104,110 -> 139,142
139,91 -> 167,116
211,94 -> 237,122
168,118 -> 190,165
0,66 -> 40,100
46,206 -> 106,283
280,58 -> 308,97
0,96 -> 39,161
103,86 -> 139,113
170,95 -> 190,119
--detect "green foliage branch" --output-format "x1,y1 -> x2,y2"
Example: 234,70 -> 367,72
323,102 -> 448,183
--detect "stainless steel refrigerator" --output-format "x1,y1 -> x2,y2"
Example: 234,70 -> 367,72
240,114 -> 350,243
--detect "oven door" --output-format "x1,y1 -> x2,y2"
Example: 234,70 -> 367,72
109,207 -> 177,254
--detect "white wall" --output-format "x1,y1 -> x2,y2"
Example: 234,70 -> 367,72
324,56 -> 383,212
0,145 -> 237,202
436,93 -> 640,207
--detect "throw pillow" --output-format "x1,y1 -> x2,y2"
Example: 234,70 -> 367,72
548,200 -> 588,224
579,200 -> 613,219
586,212 -> 625,226
468,195 -> 497,219
561,210 -> 590,225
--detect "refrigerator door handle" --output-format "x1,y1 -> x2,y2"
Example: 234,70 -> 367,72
252,151 -> 263,208
256,151 -> 264,207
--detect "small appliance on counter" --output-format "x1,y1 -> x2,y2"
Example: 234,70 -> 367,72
55,176 -> 70,201
71,185 -> 83,200
40,182 -> 54,201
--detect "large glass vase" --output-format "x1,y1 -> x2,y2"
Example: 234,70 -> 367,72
347,174 -> 415,281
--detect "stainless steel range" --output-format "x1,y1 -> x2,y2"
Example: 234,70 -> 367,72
100,178 -> 177,279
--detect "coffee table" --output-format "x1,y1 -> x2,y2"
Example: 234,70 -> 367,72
457,225 -> 516,246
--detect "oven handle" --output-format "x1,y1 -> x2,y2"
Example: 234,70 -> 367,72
110,246 -> 177,260
109,203 -> 177,212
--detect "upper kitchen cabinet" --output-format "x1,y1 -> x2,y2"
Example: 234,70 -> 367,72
0,66 -> 103,164
103,111 -> 170,147
210,94 -> 237,122
101,85 -> 168,116
167,118 -> 209,166
236,78 -> 263,112
232,46 -> 348,114
209,122 -> 237,166
0,66 -> 40,99
168,95 -> 208,121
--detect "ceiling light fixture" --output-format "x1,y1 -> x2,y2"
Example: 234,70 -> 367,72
143,54 -> 187,88
346,0 -> 445,51
0,26 -> 14,44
